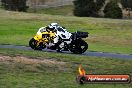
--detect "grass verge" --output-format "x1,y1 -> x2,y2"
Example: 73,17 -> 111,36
0,48 -> 132,88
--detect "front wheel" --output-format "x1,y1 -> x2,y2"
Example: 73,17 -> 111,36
29,38 -> 45,50
69,39 -> 88,54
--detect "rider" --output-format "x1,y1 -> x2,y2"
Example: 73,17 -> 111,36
37,23 -> 66,50
37,23 -> 58,35
48,23 -> 68,51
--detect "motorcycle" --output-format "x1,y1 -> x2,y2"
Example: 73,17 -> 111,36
29,27 -> 88,54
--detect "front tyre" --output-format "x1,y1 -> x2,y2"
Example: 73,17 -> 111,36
29,38 -> 44,50
69,39 -> 88,54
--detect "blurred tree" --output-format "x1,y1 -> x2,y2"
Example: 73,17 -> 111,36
73,0 -> 105,17
96,0 -> 106,11
1,0 -> 28,12
104,1 -> 123,19
121,0 -> 132,9
121,0 -> 132,18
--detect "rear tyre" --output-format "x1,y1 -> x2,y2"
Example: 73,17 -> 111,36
69,39 -> 88,54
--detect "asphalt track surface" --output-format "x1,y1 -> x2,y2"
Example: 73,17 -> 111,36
0,45 -> 132,60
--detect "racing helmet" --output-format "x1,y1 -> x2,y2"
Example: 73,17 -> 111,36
48,23 -> 59,31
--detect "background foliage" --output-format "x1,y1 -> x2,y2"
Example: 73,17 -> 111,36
1,0 -> 28,11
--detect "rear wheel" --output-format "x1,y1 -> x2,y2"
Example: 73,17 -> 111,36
69,39 -> 88,54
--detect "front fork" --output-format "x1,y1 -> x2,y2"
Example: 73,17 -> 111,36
34,36 -> 45,49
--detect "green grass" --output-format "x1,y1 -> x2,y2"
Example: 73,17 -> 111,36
0,48 -> 132,88
0,9 -> 132,54
0,7 -> 132,88
28,5 -> 74,16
